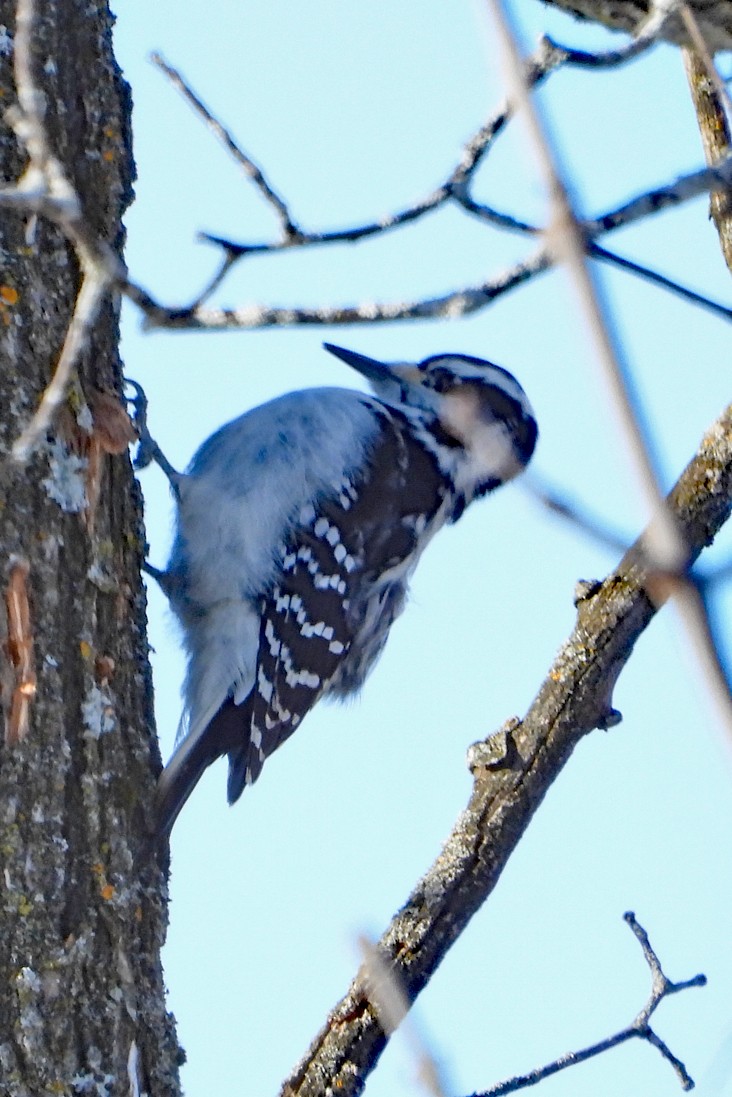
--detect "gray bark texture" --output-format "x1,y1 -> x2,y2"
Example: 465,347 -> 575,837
540,0 -> 732,51
0,3 -> 181,1094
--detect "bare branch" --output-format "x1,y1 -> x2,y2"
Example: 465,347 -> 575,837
280,401 -> 732,1096
126,248 -> 551,332
540,31 -> 657,68
159,31 -> 654,264
469,913 -> 705,1097
197,182 -> 451,257
152,36 -> 567,264
108,17 -> 732,335
679,3 -> 732,116
11,264 -> 109,462
137,33 -> 661,323
586,154 -> 732,234
150,52 -> 299,240
125,149 -> 732,332
458,196 -> 732,323
588,243 -> 732,322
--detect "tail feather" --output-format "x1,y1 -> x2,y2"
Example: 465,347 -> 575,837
156,699 -> 249,836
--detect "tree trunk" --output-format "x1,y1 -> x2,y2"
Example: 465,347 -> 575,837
0,2 -> 180,1093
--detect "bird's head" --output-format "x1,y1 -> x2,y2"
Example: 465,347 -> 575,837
323,343 -> 538,486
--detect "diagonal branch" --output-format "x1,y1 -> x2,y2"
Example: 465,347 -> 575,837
279,400 -> 732,1096
150,52 -> 299,241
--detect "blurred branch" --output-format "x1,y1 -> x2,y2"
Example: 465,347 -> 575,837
280,400 -> 732,1097
1,0 -> 125,463
359,936 -> 450,1097
523,474 -> 631,553
472,912 -> 705,1096
487,0 -> 732,739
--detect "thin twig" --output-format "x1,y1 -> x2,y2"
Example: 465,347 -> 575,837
143,32 -> 657,307
588,243 -> 732,322
12,274 -> 108,462
523,475 -> 631,553
459,196 -> 732,323
128,246 -> 551,331
128,25 -> 732,333
470,913 -> 705,1096
151,52 -> 299,240
586,154 -> 732,233
524,479 -> 732,714
147,150 -> 732,258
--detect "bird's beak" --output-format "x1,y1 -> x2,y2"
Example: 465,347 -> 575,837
323,343 -> 396,385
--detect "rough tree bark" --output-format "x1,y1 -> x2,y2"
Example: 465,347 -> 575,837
0,3 -> 180,1094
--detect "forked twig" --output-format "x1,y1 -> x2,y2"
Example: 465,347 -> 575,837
471,913 -> 705,1096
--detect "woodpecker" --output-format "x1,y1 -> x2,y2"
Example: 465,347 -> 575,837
139,344 -> 537,835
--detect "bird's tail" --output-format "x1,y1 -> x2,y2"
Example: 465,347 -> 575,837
156,699 -> 247,836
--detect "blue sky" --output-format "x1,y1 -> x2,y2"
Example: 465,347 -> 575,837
114,3 -> 732,1095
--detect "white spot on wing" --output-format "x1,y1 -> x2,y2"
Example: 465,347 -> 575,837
257,665 -> 273,702
264,619 -> 281,656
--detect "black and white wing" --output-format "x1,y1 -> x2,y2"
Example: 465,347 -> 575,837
156,403 -> 448,833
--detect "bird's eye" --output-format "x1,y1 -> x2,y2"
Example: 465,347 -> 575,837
428,369 -> 454,394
